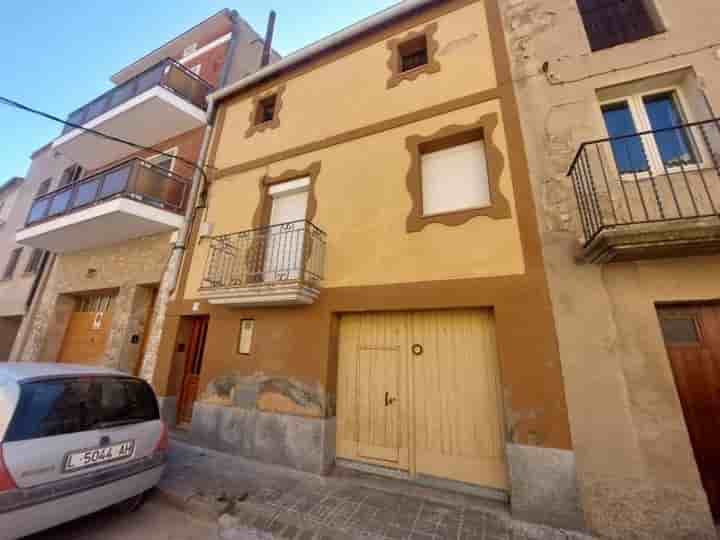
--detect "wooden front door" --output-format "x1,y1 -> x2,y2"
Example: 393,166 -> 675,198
337,309 -> 507,491
59,294 -> 114,365
177,317 -> 209,425
659,304 -> 720,519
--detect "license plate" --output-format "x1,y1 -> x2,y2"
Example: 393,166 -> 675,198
64,440 -> 135,472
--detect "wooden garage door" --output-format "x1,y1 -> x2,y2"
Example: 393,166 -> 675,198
337,310 -> 508,491
58,295 -> 114,365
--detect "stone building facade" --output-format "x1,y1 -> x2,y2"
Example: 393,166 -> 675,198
499,0 -> 720,538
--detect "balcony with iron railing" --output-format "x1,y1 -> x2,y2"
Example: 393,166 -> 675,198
199,220 -> 327,306
16,158 -> 190,253
52,58 -> 214,170
569,118 -> 720,263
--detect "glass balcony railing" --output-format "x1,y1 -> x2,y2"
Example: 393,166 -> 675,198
25,158 -> 191,226
61,58 -> 214,135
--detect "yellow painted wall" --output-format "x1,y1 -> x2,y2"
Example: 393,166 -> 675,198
187,99 -> 524,297
214,0 -> 497,170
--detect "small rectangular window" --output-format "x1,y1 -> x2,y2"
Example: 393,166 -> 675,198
420,131 -> 491,216
255,95 -> 277,125
2,247 -> 22,280
59,164 -> 84,187
36,178 -> 52,197
24,248 -> 45,274
399,35 -> 429,72
578,0 -> 663,52
660,316 -> 700,344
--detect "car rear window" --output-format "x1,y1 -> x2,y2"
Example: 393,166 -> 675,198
4,377 -> 159,442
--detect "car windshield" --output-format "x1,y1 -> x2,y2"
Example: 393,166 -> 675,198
3,377 -> 159,442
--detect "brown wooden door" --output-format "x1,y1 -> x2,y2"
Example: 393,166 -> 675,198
659,304 -> 720,519
177,317 -> 209,425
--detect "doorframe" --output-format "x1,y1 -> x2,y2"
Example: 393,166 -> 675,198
176,315 -> 209,427
134,286 -> 159,376
334,308 -> 508,493
656,299 -> 720,518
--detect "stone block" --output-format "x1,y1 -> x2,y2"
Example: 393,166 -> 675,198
507,443 -> 585,532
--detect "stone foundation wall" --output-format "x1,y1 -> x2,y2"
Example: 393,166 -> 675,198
191,402 -> 336,475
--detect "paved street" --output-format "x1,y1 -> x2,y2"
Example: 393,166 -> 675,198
27,491 -> 218,540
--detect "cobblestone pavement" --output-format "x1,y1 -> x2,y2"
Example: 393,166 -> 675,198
163,438 -> 596,540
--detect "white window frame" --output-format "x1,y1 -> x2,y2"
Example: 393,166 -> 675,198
600,85 -> 707,180
146,146 -> 178,173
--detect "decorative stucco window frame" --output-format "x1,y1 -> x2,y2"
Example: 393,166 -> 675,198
405,113 -> 511,233
244,162 -> 321,284
386,22 -> 441,90
245,85 -> 286,138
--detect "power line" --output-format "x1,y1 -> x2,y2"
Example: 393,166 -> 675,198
0,94 -> 210,185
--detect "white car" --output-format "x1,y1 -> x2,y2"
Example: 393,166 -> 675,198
0,363 -> 168,539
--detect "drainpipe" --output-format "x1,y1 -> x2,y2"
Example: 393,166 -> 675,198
165,10 -> 244,296
166,125 -> 212,296
25,251 -> 51,309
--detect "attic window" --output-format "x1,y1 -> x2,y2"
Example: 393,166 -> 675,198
399,35 -> 429,72
245,86 -> 285,138
256,95 -> 277,125
386,22 -> 440,89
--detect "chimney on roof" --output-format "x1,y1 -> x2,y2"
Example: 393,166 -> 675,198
260,10 -> 276,68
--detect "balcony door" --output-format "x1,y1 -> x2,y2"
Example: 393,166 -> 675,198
264,177 -> 309,282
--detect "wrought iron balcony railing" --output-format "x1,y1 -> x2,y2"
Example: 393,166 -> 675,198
62,58 -> 213,135
25,158 -> 190,226
569,118 -> 720,244
201,220 -> 327,290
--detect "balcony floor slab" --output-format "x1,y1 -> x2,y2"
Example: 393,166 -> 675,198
198,282 -> 321,307
16,197 -> 184,253
580,216 -> 720,263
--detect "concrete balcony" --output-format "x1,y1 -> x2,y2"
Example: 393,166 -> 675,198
52,59 -> 212,170
570,119 -> 720,263
198,221 -> 327,307
16,158 -> 190,253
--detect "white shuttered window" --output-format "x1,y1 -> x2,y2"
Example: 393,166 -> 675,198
421,140 -> 490,216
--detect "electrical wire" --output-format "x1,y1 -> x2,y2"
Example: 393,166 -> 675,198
0,94 -> 211,185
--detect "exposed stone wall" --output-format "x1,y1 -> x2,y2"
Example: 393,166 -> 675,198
19,233 -> 171,368
499,1 -> 720,538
